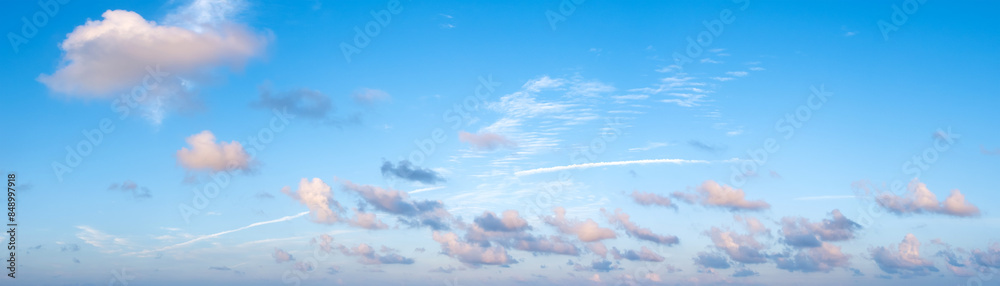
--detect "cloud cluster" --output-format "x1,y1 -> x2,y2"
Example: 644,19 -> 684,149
459,131 -> 517,151
693,252 -> 731,269
340,180 -> 451,230
176,130 -> 252,172
380,160 -> 446,185
876,179 -> 980,217
336,243 -> 414,265
610,246 -> 665,262
704,227 -> 768,264
542,207 -> 617,242
463,210 -> 579,256
433,231 -> 514,266
672,180 -> 770,211
779,209 -> 860,248
869,234 -> 939,277
601,208 -> 678,245
774,242 -> 850,273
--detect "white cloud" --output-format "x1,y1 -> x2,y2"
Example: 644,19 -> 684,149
876,179 -> 981,217
282,178 -> 341,224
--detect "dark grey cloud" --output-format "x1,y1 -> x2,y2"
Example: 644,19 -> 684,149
380,160 -> 445,185
341,180 -> 452,230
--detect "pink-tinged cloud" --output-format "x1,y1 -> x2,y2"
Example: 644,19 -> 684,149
779,209 -> 860,248
775,242 -> 851,273
672,180 -> 770,211
432,231 -> 514,266
869,233 -> 939,276
176,130 -> 252,172
876,179 -> 980,217
459,131 -> 517,151
542,207 -> 617,242
629,190 -> 674,208
282,178 -> 342,224
602,208 -> 678,245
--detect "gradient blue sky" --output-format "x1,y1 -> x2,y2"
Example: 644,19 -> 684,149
2,0 -> 999,285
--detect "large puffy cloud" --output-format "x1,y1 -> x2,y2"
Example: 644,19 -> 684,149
671,180 -> 770,211
704,227 -> 768,264
380,160 -> 445,185
601,208 -> 678,245
542,207 -> 617,242
38,5 -> 266,96
176,130 -> 251,172
340,179 -> 452,230
876,179 -> 980,217
610,246 -> 665,262
869,234 -> 939,277
779,209 -> 860,248
433,231 -> 514,266
458,131 -> 517,151
629,190 -> 674,208
336,243 -> 414,265
774,242 -> 850,273
281,178 -> 342,224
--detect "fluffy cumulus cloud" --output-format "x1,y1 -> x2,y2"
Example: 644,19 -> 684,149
281,178 -> 342,224
176,130 -> 252,172
542,207 -> 617,242
458,131 -> 517,151
876,179 -> 980,217
774,242 -> 851,273
432,231 -> 514,266
971,243 -> 1000,269
513,235 -> 580,256
610,246 -> 665,262
671,180 -> 770,211
473,210 -> 531,232
380,160 -> 445,185
869,234 -> 939,277
601,208 -> 678,245
780,209 -> 860,248
704,227 -> 768,264
38,0 -> 268,124
344,209 -> 388,230
336,243 -> 414,265
340,180 -> 452,230
629,190 -> 674,208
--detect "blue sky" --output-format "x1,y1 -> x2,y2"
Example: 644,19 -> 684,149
2,0 -> 999,285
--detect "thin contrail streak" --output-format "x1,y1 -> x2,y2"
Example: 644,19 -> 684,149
125,211 -> 309,256
514,158 -> 731,176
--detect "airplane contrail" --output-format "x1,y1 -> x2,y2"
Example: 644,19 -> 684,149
125,211 -> 309,256
514,158 -> 733,176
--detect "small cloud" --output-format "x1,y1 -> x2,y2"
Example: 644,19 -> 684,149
458,131 -> 517,151
273,248 -> 294,263
176,130 -> 252,172
351,88 -> 391,105
380,160 -> 446,184
725,71 -> 749,77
